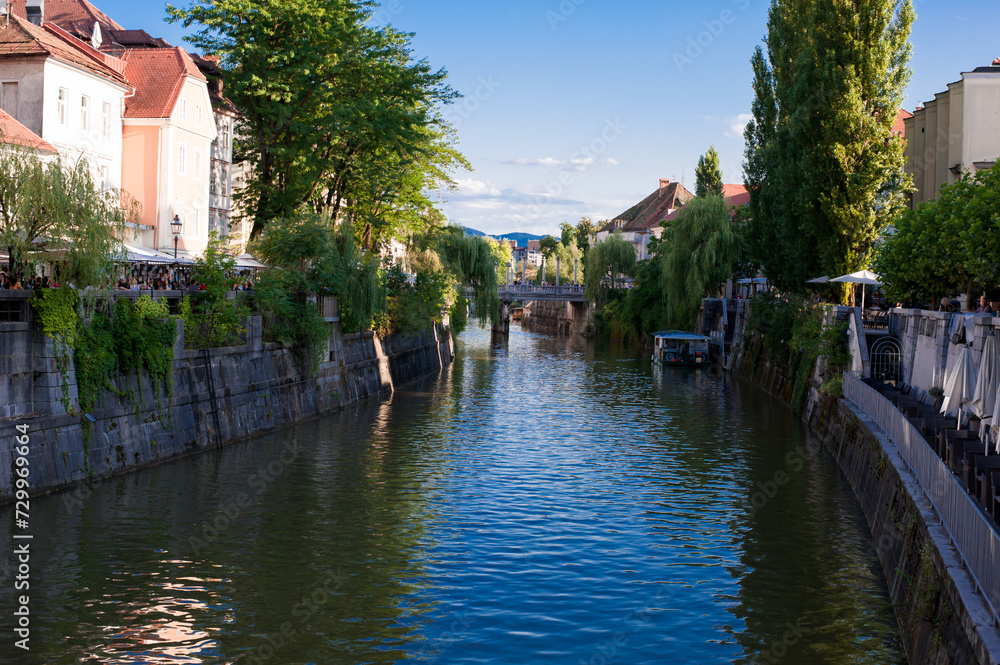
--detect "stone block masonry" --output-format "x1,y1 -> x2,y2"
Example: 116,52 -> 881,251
0,304 -> 454,504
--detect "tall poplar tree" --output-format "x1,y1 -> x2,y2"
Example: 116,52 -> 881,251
695,146 -> 724,198
743,0 -> 914,300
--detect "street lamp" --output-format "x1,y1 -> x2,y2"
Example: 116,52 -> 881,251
171,214 -> 183,260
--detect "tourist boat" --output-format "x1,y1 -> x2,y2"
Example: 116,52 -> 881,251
651,330 -> 711,366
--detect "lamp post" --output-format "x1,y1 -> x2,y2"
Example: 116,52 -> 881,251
171,214 -> 182,260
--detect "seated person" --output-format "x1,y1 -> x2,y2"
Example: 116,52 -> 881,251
975,295 -> 993,314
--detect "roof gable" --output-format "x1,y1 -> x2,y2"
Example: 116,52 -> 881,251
122,47 -> 208,119
0,108 -> 58,153
0,14 -> 127,85
603,180 -> 695,233
9,0 -> 123,42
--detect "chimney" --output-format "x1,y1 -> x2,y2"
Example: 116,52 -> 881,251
25,0 -> 43,25
993,57 -> 1000,66
659,178 -> 671,190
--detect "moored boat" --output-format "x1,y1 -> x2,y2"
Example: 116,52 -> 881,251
651,330 -> 711,365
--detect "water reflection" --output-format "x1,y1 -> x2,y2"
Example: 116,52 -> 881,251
0,325 -> 902,664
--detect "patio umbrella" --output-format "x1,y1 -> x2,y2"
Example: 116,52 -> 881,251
806,275 -> 829,284
972,335 -> 999,440
941,345 -> 977,418
830,270 -> 882,309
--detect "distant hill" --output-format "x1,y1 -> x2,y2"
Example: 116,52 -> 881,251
464,228 -> 546,246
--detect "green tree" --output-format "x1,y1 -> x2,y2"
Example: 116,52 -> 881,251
539,235 -> 560,256
168,0 -> 461,242
437,226 -> 501,325
743,0 -> 914,300
695,145 -> 723,198
584,232 -> 635,305
0,143 -> 138,285
575,217 -> 598,255
660,196 -> 739,329
875,163 -> 1000,305
559,221 -> 575,248
180,234 -> 248,348
533,239 -> 583,286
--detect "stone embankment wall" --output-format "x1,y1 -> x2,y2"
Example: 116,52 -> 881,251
521,300 -> 593,336
0,308 -> 453,504
731,338 -> 1000,665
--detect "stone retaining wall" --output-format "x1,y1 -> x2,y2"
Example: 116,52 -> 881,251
521,300 -> 593,336
0,309 -> 453,504
732,341 -> 1000,665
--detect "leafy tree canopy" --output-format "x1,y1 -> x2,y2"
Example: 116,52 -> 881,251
743,0 -> 914,300
695,145 -> 723,198
168,0 -> 464,245
584,232 -> 635,305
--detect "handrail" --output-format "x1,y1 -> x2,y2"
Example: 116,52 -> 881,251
843,372 -> 1000,624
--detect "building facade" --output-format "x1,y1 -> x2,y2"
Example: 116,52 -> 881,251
904,61 -> 1000,208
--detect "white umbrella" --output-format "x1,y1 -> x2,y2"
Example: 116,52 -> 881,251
806,275 -> 830,284
941,345 -> 977,418
830,270 -> 882,309
973,335 -> 999,445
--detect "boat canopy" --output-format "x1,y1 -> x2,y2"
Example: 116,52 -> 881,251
651,330 -> 713,342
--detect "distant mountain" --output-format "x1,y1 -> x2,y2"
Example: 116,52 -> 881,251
464,228 -> 546,246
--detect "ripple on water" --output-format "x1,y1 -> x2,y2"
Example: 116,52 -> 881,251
0,326 -> 903,664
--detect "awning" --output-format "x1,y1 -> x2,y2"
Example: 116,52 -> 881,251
235,253 -> 268,269
123,244 -> 195,265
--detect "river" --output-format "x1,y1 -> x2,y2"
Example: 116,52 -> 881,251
1,326 -> 904,664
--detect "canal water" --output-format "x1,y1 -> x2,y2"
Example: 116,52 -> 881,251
1,326 -> 904,664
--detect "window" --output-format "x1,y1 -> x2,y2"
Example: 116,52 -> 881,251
221,165 -> 228,197
101,102 -> 111,137
100,165 -> 110,191
178,144 -> 187,175
58,87 -> 67,125
195,105 -> 202,126
81,95 -> 90,130
179,99 -> 186,120
192,204 -> 200,236
194,149 -> 202,178
1,82 -> 18,120
210,163 -> 217,194
221,123 -> 229,150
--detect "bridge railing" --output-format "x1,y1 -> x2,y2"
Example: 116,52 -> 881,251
497,284 -> 584,298
842,372 -> 1000,624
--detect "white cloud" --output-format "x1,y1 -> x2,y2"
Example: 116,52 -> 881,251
725,114 -> 753,139
511,157 -> 564,167
604,158 -> 619,166
455,178 -> 501,197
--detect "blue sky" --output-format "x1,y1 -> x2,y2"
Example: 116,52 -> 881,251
100,1 -> 998,238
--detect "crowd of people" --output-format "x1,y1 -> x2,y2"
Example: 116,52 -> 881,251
0,263 -> 258,292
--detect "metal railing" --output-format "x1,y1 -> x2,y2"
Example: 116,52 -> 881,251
843,372 -> 1000,624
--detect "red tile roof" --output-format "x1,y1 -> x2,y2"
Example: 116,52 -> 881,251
0,108 -> 58,153
122,48 -> 207,119
892,108 -> 913,138
602,180 -> 695,233
722,183 -> 750,208
9,0 -> 123,42
0,14 -> 127,84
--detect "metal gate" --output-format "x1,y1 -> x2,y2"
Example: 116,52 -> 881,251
870,335 -> 903,382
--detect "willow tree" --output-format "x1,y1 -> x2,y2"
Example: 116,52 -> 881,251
695,145 -> 723,198
743,0 -> 914,299
661,196 -> 738,329
437,226 -> 501,325
584,232 -> 635,305
0,144 -> 137,286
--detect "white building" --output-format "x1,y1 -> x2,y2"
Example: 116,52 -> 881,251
905,60 -> 1000,208
0,14 -> 130,191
